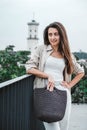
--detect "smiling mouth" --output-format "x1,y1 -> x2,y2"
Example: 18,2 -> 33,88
51,40 -> 57,43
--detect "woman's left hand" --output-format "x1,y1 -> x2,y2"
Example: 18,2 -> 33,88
60,81 -> 71,89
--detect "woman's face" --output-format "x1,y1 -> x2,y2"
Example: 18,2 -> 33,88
48,27 -> 60,47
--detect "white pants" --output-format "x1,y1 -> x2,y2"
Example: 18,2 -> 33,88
43,84 -> 71,130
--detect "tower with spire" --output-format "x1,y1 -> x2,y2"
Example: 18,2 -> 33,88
27,19 -> 39,52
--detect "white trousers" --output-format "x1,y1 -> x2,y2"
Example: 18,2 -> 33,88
43,85 -> 71,130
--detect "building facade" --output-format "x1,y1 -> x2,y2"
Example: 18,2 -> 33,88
27,20 -> 39,52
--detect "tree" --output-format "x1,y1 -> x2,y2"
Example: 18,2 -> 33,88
0,45 -> 30,83
71,58 -> 87,103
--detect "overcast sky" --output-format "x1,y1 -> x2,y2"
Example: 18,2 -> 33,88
0,0 -> 87,52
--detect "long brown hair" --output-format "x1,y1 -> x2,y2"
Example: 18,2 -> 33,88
43,22 -> 74,74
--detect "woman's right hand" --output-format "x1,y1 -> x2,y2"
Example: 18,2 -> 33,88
47,75 -> 55,91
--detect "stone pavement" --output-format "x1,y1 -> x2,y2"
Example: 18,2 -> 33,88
69,104 -> 87,130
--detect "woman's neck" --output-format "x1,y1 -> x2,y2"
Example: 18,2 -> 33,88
51,45 -> 58,52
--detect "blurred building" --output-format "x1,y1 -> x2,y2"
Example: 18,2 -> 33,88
27,19 -> 39,52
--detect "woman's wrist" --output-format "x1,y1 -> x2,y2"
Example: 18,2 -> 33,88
68,82 -> 73,88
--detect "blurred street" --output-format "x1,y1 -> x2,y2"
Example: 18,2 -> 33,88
69,104 -> 87,130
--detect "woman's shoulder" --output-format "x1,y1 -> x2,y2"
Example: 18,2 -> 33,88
36,44 -> 47,49
71,53 -> 84,73
35,44 -> 48,52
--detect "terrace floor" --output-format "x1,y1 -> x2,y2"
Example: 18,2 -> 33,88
69,104 -> 87,130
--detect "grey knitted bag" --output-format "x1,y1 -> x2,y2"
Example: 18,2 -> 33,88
34,87 -> 67,123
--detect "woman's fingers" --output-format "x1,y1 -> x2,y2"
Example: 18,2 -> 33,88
47,82 -> 55,91
60,81 -> 70,88
49,86 -> 54,91
47,74 -> 55,91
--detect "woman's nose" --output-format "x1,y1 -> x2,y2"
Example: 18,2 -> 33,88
51,34 -> 55,39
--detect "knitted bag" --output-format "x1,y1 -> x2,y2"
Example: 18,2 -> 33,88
33,87 -> 67,123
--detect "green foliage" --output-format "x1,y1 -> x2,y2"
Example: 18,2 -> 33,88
72,78 -> 87,103
71,68 -> 87,103
71,53 -> 87,103
0,45 -> 30,83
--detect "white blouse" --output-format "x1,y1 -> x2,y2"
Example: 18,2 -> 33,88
44,56 -> 65,82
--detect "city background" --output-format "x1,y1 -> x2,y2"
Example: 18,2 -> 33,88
0,0 -> 87,130
0,0 -> 87,52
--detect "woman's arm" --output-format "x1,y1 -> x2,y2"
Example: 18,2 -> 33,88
26,68 -> 48,79
61,54 -> 85,89
61,72 -> 84,89
26,45 -> 55,91
27,68 -> 55,91
68,72 -> 84,88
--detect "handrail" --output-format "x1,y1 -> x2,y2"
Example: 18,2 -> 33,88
0,74 -> 31,88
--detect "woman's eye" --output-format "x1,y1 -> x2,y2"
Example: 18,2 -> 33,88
48,33 -> 52,36
48,32 -> 59,37
54,33 -> 58,36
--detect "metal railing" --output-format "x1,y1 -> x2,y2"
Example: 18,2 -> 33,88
0,75 -> 45,130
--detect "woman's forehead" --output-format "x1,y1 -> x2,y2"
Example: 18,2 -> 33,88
48,27 -> 58,32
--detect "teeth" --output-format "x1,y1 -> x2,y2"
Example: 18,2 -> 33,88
52,41 -> 56,43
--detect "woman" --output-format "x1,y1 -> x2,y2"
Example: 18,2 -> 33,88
26,22 -> 84,130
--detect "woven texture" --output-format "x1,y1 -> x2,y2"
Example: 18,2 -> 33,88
34,87 -> 67,123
